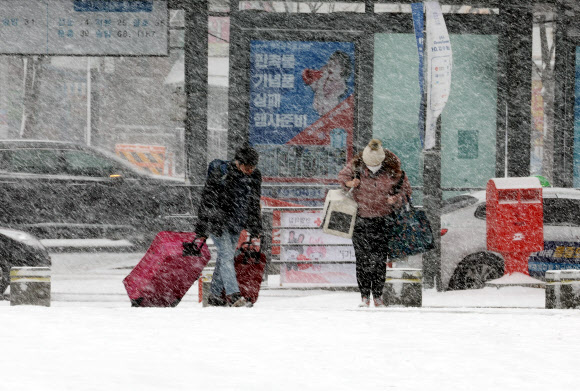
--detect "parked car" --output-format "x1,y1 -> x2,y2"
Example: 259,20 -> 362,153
0,140 -> 193,245
0,227 -> 51,297
418,187 -> 580,290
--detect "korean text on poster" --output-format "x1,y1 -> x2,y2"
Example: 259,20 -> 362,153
250,40 -> 356,181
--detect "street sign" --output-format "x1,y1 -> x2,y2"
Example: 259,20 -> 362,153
0,0 -> 168,55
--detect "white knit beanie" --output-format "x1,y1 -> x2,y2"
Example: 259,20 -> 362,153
362,139 -> 386,167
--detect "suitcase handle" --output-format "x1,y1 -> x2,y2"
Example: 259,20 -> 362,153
183,238 -> 205,257
241,240 -> 261,252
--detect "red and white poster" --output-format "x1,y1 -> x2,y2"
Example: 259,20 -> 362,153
249,40 -> 355,183
277,210 -> 357,287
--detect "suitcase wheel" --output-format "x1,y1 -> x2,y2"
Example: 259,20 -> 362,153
131,298 -> 144,307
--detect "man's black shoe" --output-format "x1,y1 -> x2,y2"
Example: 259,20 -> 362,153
226,293 -> 247,307
207,294 -> 226,307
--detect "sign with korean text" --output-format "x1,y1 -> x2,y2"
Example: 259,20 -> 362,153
0,0 -> 167,55
277,210 -> 356,287
528,241 -> 580,278
249,40 -> 355,182
278,210 -> 355,263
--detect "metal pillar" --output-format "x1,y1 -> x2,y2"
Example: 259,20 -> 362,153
553,7 -> 576,187
501,3 -> 533,177
422,117 -> 442,291
184,0 -> 209,185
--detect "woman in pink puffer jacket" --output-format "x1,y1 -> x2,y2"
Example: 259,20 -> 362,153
338,139 -> 412,308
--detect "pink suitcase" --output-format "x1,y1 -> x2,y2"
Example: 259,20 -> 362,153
123,232 -> 210,307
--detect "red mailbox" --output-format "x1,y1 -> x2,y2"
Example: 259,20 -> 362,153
486,177 -> 544,275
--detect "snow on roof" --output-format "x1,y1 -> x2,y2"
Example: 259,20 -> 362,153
489,177 -> 541,189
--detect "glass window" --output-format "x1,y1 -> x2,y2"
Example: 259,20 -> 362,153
474,203 -> 486,220
442,194 -> 479,214
473,199 -> 580,225
63,150 -> 119,177
3,149 -> 63,175
373,33 -> 498,201
543,198 -> 580,226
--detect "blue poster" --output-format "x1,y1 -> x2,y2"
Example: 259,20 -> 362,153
528,241 -> 580,278
411,3 -> 424,95
249,41 -> 355,181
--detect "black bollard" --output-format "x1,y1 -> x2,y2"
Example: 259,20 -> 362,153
383,268 -> 422,307
10,267 -> 51,307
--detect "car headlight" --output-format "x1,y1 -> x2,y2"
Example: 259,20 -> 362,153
0,228 -> 46,251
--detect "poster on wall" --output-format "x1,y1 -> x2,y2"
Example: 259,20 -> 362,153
249,40 -> 356,183
277,210 -> 357,287
528,241 -> 580,277
278,210 -> 355,263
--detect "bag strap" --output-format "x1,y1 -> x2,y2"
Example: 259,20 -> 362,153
351,157 -> 363,180
390,171 -> 414,209
391,170 -> 406,195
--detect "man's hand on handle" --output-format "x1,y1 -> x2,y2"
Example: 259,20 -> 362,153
345,178 -> 360,188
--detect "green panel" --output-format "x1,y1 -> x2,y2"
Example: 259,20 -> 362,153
373,34 -> 423,194
442,34 -> 497,191
373,33 -> 498,199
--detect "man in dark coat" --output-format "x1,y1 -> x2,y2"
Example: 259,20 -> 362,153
196,145 -> 262,307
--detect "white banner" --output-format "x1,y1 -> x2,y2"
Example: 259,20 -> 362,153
424,1 -> 452,150
0,0 -> 168,55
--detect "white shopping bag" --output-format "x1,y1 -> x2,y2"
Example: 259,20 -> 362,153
321,189 -> 358,239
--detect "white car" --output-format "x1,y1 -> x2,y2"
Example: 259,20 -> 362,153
416,187 -> 580,290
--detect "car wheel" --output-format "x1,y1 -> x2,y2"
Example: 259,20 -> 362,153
448,253 -> 504,290
0,263 -> 9,299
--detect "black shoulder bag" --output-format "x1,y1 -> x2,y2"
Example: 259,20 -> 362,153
387,171 -> 435,259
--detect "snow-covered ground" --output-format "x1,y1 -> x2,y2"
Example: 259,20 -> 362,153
1,251 -> 579,390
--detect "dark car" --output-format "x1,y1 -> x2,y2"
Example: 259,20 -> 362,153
0,227 -> 51,296
0,140 -> 193,245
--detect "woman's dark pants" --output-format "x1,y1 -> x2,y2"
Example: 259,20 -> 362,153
352,215 -> 391,299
